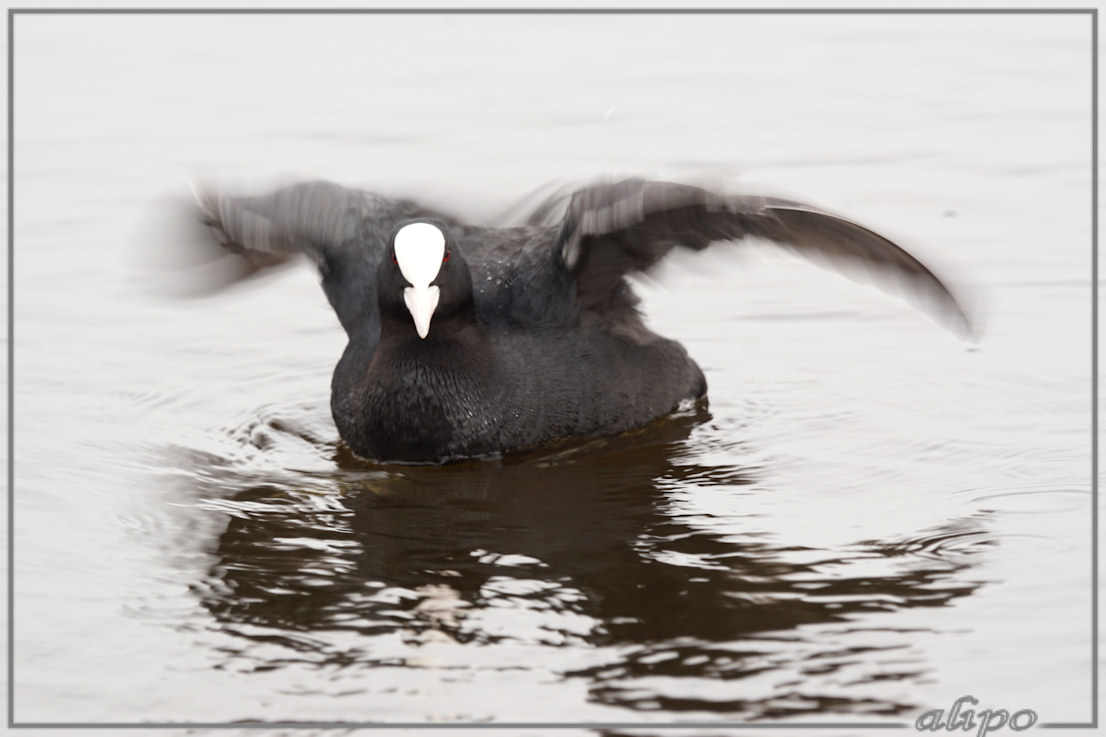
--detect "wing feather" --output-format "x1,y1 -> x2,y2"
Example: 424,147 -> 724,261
555,179 -> 974,337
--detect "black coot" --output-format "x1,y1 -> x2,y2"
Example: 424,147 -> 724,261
193,178 -> 971,463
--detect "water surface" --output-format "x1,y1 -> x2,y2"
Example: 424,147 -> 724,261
11,11 -> 1093,733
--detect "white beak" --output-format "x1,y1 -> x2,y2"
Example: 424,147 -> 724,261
394,222 -> 447,340
404,284 -> 440,339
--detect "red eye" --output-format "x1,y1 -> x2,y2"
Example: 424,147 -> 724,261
443,250 -> 451,263
391,252 -> 398,264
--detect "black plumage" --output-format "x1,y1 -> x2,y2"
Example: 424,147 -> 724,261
193,177 -> 970,462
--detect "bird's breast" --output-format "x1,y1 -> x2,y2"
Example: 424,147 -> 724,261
340,344 -> 514,462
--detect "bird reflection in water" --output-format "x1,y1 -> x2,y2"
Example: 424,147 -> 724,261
185,405 -> 987,719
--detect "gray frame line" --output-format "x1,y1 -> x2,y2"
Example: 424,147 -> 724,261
1091,5 -> 1099,731
2,6 -> 1099,13
6,4 -> 1097,730
9,721 -> 910,730
5,6 -> 12,733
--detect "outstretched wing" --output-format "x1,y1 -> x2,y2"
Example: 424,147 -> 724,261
554,178 -> 974,338
194,180 -> 406,273
191,180 -> 455,336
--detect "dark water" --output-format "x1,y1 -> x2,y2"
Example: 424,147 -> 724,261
11,11 -> 1093,734
180,408 -> 980,720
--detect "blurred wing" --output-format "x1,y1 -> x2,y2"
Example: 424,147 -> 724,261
555,178 -> 974,338
187,180 -> 467,337
193,180 -> 395,277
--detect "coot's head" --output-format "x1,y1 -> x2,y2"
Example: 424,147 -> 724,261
378,220 -> 473,339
